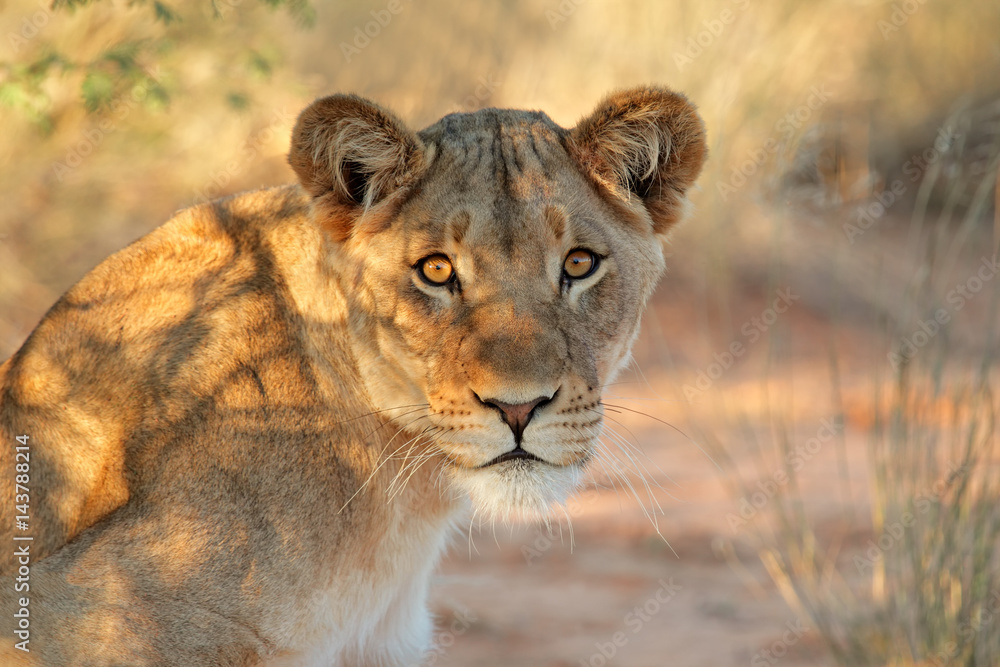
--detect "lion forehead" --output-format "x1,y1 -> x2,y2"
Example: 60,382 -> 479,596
396,118 -> 612,267
415,108 -> 577,202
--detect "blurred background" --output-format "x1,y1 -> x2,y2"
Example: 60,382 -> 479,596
2,1 -> 999,664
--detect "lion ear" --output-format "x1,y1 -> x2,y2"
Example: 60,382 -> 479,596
288,94 -> 426,240
569,86 -> 708,235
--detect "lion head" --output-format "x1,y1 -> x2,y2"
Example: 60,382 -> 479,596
288,87 -> 706,520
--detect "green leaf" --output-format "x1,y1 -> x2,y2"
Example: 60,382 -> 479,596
260,0 -> 316,28
25,51 -> 70,83
226,91 -> 250,111
101,42 -> 142,72
152,1 -> 180,25
247,50 -> 272,79
51,0 -> 99,11
81,70 -> 115,112
142,82 -> 171,111
0,82 -> 29,110
0,79 -> 54,131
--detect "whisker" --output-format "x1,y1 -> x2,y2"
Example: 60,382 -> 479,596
598,423 -> 667,492
385,427 -> 432,488
358,406 -> 431,444
468,506 -> 481,558
587,407 -> 680,492
595,418 -> 684,507
385,426 -> 441,500
388,446 -> 440,502
334,403 -> 431,427
592,438 -> 662,524
599,455 -> 674,557
592,441 -> 650,521
573,426 -> 627,511
602,402 -> 723,471
556,503 -> 575,554
583,423 -> 674,555
338,416 -> 433,513
601,393 -> 681,404
599,426 -> 669,514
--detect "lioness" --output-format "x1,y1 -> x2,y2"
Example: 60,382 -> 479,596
0,86 -> 706,665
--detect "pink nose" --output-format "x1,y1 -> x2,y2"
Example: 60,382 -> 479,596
481,395 -> 551,443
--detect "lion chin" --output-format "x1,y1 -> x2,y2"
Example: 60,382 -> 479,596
447,458 -> 587,522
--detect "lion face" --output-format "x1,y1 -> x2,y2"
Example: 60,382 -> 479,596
289,90 -> 707,519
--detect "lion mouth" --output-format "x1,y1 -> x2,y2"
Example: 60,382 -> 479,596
480,447 -> 546,468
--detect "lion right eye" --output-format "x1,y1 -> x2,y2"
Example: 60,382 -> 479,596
417,254 -> 456,286
563,249 -> 599,280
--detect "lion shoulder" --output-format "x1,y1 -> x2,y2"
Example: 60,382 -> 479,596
0,184 -> 334,569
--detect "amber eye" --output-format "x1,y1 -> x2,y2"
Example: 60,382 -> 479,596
418,254 -> 455,286
563,249 -> 598,279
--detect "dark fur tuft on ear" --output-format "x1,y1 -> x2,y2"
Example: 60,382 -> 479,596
288,94 -> 425,239
570,86 -> 707,234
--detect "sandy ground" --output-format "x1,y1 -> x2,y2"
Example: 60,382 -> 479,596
424,360 -> 874,667
413,254 -> 916,667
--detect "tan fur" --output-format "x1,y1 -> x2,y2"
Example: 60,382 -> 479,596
0,86 -> 705,666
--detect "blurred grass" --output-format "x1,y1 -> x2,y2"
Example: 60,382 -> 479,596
2,1 -> 1000,663
2,0 -> 998,350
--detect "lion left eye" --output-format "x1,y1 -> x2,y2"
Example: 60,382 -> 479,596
417,254 -> 456,286
563,249 -> 599,280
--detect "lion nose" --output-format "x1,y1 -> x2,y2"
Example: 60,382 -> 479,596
479,395 -> 552,444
